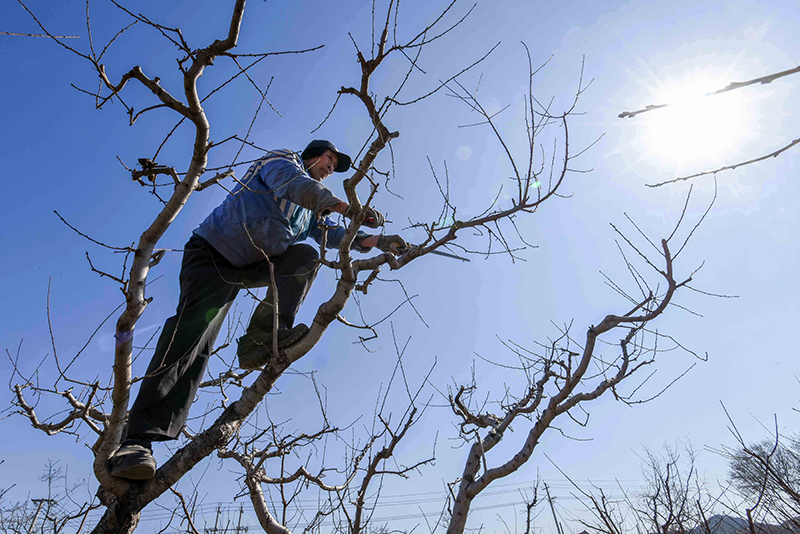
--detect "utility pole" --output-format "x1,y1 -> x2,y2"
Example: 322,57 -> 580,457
544,484 -> 564,534
28,498 -> 56,534
204,506 -> 222,534
202,504 -> 248,534
232,504 -> 248,534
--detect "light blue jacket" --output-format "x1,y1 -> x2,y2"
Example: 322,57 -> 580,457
194,149 -> 367,267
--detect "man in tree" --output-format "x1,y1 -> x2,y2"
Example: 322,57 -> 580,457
109,139 -> 407,480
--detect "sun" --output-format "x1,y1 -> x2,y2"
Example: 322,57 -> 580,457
633,74 -> 752,172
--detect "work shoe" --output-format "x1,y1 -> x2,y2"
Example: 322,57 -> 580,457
238,324 -> 308,370
109,439 -> 156,480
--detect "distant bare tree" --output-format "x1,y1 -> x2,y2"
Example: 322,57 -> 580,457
561,435 -> 799,534
0,460 -> 99,534
724,414 -> 800,532
555,443 -> 719,534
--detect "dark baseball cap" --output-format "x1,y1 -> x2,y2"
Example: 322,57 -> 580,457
301,139 -> 352,173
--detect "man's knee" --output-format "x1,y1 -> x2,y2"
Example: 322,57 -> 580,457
289,244 -> 319,269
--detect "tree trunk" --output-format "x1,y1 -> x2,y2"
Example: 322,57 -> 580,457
90,504 -> 140,534
447,494 -> 473,534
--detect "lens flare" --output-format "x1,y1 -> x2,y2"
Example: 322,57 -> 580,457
633,73 -> 753,172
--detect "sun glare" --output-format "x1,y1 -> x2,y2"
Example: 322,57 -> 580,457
635,77 -> 751,171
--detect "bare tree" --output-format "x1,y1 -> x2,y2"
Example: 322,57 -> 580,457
559,436 -> 798,534
0,460 -> 99,534
723,414 -> 800,532
439,181 -> 712,534
218,350 -> 436,534
6,1 -> 717,534
550,443 -> 718,534
8,1 -> 526,532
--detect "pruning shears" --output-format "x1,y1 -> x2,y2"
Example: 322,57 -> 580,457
399,245 -> 470,263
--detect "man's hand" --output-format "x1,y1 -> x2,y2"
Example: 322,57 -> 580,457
334,202 -> 385,229
376,234 -> 408,254
362,206 -> 384,229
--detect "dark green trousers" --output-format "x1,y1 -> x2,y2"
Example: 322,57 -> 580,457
126,235 -> 318,441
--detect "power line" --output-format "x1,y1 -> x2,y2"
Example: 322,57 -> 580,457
66,476 -> 647,529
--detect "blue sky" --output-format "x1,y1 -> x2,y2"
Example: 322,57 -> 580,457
1,0 -> 799,532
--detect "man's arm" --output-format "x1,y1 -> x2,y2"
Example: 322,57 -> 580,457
330,201 -> 349,215
359,234 -> 407,253
312,220 -> 405,254
359,235 -> 379,249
